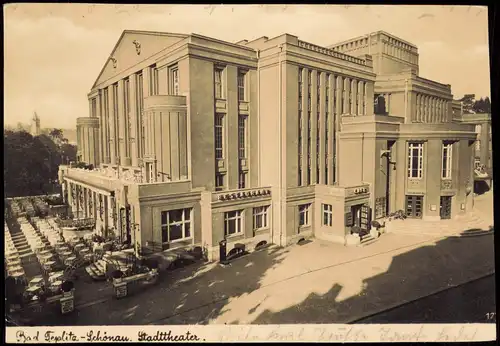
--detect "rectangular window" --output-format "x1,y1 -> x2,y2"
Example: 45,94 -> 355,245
316,109 -> 320,184
136,73 -> 145,158
124,78 -> 131,157
215,173 -> 225,191
238,115 -> 247,158
476,140 -> 481,151
325,112 -> 329,184
298,68 -> 303,186
224,210 -> 243,236
161,209 -> 192,243
215,114 -> 224,159
238,71 -> 246,101
214,68 -> 223,99
442,142 -> 453,179
151,65 -> 159,95
91,98 -> 97,118
407,142 -> 424,179
169,65 -> 179,95
238,172 -> 246,189
103,88 -> 110,161
298,204 -> 311,226
322,204 -> 333,227
112,83 -> 119,160
307,111 -> 312,185
253,206 -> 269,230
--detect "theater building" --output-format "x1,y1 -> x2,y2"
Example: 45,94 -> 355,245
59,30 -> 477,260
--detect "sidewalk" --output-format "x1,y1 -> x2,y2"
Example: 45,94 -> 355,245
25,228 -> 495,326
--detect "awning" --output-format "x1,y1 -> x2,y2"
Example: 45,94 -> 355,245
64,177 -> 113,196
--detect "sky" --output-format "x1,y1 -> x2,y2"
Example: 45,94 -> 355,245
4,4 -> 491,129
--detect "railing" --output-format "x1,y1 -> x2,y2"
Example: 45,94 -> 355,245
297,40 -> 367,66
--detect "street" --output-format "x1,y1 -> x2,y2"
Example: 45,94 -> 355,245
355,274 -> 496,324
16,228 -> 495,326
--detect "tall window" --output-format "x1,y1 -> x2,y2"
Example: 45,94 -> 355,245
112,83 -> 119,160
341,77 -> 346,114
215,173 -> 225,191
238,71 -> 246,101
214,68 -> 223,99
408,142 -> 424,179
238,115 -> 247,159
322,204 -> 333,227
325,74 -> 330,184
363,82 -> 367,115
307,111 -> 312,185
103,88 -> 110,161
151,65 -> 159,95
476,140 -> 481,151
253,206 -> 269,230
316,72 -> 321,184
215,114 -> 224,159
238,172 -> 246,189
136,72 -> 144,158
124,78 -> 130,157
299,204 -> 311,226
224,210 -> 243,236
169,65 -> 179,95
161,208 -> 192,243
91,98 -> 97,118
442,142 -> 453,179
298,68 -> 303,186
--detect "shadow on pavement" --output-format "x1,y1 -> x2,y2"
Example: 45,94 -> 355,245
9,223 -> 495,326
243,234 -> 495,325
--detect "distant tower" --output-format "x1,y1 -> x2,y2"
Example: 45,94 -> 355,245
31,111 -> 41,136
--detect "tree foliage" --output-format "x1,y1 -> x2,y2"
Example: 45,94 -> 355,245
472,97 -> 491,113
459,94 -> 492,114
4,129 -> 77,197
460,94 -> 475,114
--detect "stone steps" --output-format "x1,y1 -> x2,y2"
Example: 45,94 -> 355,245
358,234 -> 378,247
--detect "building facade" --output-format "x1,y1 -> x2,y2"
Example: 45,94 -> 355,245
452,107 -> 492,175
59,30 -> 477,260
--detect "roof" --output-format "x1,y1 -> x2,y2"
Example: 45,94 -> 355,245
91,30 -> 189,90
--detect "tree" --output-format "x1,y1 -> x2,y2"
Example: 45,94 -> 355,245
460,94 -> 475,114
472,97 -> 491,113
4,129 -> 78,197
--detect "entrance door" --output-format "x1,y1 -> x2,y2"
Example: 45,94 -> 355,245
440,196 -> 452,219
405,195 -> 423,218
351,205 -> 362,228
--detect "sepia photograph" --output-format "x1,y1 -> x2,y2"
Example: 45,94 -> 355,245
4,3 -> 496,342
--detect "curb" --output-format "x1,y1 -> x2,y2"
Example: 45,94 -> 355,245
347,271 -> 495,324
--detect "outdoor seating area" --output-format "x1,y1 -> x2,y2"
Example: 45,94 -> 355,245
32,197 -> 50,216
9,199 -> 23,218
20,199 -> 36,217
56,217 -> 95,230
5,222 -> 26,285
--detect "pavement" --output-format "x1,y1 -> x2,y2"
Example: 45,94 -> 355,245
18,191 -> 495,326
356,274 -> 496,324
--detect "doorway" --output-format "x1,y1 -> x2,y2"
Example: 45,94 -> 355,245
351,205 -> 362,228
405,195 -> 423,218
440,196 -> 452,219
385,140 -> 396,215
351,204 -> 372,231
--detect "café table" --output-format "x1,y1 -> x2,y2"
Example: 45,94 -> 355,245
40,253 -> 54,264
49,273 -> 64,284
29,277 -> 45,287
